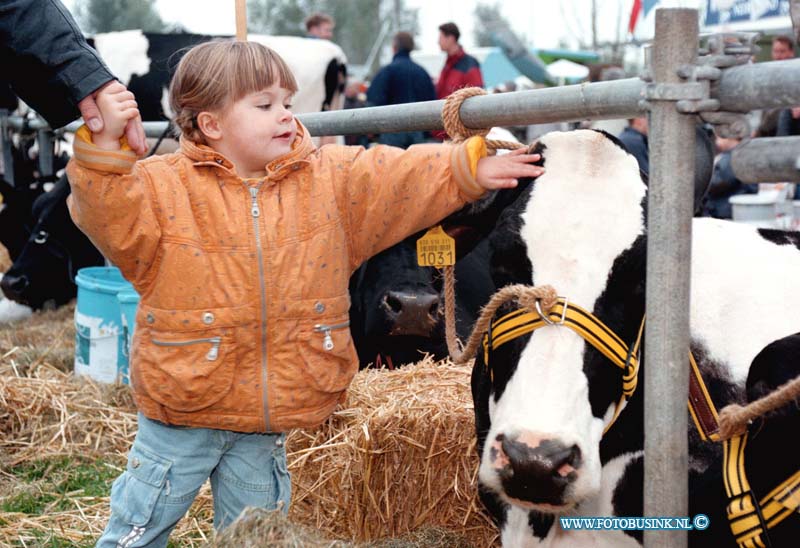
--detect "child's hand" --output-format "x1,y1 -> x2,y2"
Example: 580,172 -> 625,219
92,82 -> 140,151
475,147 -> 545,190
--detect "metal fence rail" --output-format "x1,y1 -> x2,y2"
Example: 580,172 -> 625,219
6,61 -> 800,138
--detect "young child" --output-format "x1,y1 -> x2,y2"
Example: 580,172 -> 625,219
66,40 -> 544,546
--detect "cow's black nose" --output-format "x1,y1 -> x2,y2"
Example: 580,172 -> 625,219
0,274 -> 30,302
383,290 -> 440,337
498,434 -> 582,505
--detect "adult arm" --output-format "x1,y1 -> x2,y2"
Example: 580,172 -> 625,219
0,0 -> 113,128
0,0 -> 147,153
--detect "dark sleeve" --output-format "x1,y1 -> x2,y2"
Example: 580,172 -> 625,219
0,0 -> 115,128
421,71 -> 435,101
706,152 -> 742,197
619,134 -> 649,175
366,67 -> 390,107
463,65 -> 484,89
775,109 -> 793,137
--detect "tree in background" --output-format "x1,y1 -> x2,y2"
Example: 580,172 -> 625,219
474,3 -> 518,48
74,0 -> 166,33
247,0 -> 418,72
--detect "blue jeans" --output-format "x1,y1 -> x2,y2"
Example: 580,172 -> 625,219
96,414 -> 290,547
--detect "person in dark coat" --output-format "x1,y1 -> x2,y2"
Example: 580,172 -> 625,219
617,116 -> 649,175
0,0 -> 145,154
367,31 -> 435,148
702,136 -> 757,219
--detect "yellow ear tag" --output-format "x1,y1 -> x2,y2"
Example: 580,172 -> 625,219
416,225 -> 456,267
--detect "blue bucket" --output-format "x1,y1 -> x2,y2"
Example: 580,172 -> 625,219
74,267 -> 136,384
117,289 -> 140,383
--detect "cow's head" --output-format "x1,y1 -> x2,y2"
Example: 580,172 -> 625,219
0,175 -> 104,309
349,233 -> 493,368
471,128 -> 713,515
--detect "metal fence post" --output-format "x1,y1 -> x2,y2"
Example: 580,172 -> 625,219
644,9 -> 698,547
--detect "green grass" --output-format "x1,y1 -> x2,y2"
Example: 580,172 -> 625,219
2,455 -> 118,514
10,531 -> 94,548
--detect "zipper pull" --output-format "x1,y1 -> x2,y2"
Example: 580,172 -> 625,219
314,324 -> 335,351
206,340 -> 220,361
323,332 -> 334,351
249,186 -> 260,218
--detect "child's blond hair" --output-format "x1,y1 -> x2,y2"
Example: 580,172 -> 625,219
169,40 -> 299,143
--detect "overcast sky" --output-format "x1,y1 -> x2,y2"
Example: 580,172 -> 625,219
59,0 -> 719,51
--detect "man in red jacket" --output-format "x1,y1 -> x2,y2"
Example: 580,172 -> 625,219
434,22 -> 484,140
436,22 -> 484,99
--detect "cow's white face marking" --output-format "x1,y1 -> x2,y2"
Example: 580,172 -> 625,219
92,30 -> 150,86
480,130 -> 646,508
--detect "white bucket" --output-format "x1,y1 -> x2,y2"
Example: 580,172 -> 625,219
730,184 -> 794,229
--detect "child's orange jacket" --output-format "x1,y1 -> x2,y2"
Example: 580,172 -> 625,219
66,120 -> 485,432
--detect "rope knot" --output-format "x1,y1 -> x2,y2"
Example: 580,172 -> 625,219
517,285 -> 558,315
442,87 -> 490,143
718,404 -> 749,440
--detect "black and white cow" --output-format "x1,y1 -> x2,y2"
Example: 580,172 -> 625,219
465,129 -> 800,546
0,174 -> 103,310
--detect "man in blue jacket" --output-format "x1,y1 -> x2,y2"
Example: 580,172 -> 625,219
367,31 -> 435,148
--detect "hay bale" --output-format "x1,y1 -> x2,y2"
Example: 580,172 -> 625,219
286,357 -> 498,548
0,242 -> 10,272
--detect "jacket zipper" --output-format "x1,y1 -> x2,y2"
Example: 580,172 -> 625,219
151,336 -> 221,361
249,183 -> 271,431
313,321 -> 350,351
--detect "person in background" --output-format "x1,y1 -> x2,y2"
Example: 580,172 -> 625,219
0,0 -> 146,155
702,135 -> 757,219
435,22 -> 484,100
305,12 -> 335,40
434,22 -> 484,140
755,36 -> 795,137
367,31 -> 435,148
617,116 -> 649,175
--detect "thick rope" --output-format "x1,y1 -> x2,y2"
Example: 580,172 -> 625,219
441,87 -> 525,153
441,87 -> 492,141
717,374 -> 800,440
444,266 -> 557,364
440,87 -> 529,362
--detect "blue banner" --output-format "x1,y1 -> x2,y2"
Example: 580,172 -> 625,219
704,0 -> 790,27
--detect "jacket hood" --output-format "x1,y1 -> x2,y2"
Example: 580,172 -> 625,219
178,118 -> 316,182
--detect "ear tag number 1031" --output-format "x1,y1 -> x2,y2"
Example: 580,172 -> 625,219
416,225 -> 455,267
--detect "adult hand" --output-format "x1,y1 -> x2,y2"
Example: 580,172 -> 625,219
78,81 -> 148,156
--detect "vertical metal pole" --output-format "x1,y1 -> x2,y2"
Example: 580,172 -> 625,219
644,9 -> 697,548
36,129 -> 54,179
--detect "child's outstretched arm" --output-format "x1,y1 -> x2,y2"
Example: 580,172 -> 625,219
91,82 -> 140,150
66,83 -> 160,290
332,136 -> 545,269
475,147 -> 545,190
